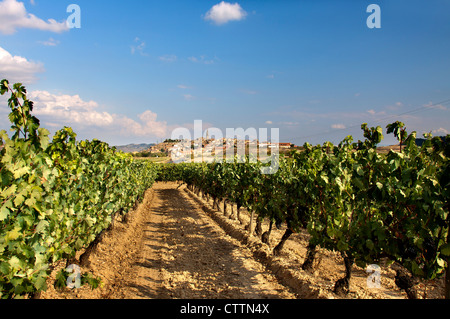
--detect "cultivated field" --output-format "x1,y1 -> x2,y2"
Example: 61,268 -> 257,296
40,182 -> 445,299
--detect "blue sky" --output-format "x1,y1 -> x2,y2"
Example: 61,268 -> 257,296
0,0 -> 449,146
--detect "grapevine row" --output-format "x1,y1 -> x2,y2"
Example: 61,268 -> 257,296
162,122 -> 449,298
0,80 -> 159,298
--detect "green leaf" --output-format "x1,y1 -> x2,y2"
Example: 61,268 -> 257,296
0,206 -> 10,221
436,257 -> 445,268
0,79 -> 9,95
0,262 -> 10,275
34,274 -> 47,291
9,256 -> 21,270
14,193 -> 25,206
411,261 -> 425,277
356,167 -> 364,176
337,240 -> 348,252
1,184 -> 17,198
353,177 -> 364,190
366,239 -> 375,250
54,269 -> 68,289
35,220 -> 49,234
440,243 -> 450,257
38,128 -> 50,149
13,166 -> 30,179
5,227 -> 21,242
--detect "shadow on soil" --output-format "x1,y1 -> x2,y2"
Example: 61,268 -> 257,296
130,187 -> 291,299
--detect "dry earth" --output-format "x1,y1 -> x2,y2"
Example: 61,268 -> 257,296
40,182 -> 445,299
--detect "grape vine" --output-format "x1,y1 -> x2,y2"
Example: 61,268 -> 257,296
169,122 -> 449,298
0,80 -> 158,298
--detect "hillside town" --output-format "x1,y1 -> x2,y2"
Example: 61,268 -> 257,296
129,136 -> 296,162
171,137 -> 294,163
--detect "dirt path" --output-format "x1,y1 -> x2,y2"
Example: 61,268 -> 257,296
124,182 -> 297,299
41,182 -> 445,300
41,182 -> 297,299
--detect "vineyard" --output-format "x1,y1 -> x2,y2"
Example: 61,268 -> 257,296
1,79 -> 449,299
0,80 -> 159,298
157,125 -> 449,299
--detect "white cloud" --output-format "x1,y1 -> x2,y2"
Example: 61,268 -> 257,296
0,46 -> 44,84
183,94 -> 195,101
366,109 -> 387,117
131,37 -> 148,56
188,55 -> 218,65
38,37 -> 59,46
265,121 -> 273,125
280,121 -> 299,126
29,90 -> 114,127
204,1 -> 247,25
128,110 -> 168,138
159,54 -> 177,62
0,0 -> 69,35
433,127 -> 449,135
424,101 -> 447,111
331,124 -> 346,129
27,90 -> 168,139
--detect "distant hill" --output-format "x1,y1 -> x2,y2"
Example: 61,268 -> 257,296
415,136 -> 447,147
115,143 -> 154,153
